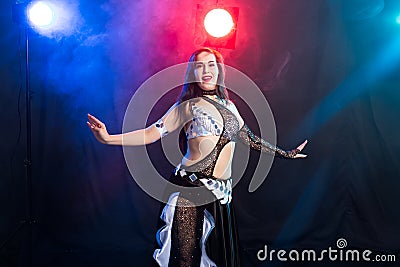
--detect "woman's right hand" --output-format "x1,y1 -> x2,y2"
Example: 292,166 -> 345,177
87,114 -> 110,144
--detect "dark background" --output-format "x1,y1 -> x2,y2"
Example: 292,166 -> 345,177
1,0 -> 399,266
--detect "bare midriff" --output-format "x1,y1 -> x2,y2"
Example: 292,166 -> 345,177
181,135 -> 235,180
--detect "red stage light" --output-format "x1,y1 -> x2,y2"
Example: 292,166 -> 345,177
195,5 -> 239,49
204,9 -> 234,38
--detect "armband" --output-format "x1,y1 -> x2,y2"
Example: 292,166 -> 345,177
154,119 -> 169,138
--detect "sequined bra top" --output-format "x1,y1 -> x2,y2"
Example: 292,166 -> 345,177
185,99 -> 233,139
154,96 -> 299,178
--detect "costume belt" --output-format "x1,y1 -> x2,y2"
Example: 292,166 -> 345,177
174,163 -> 232,204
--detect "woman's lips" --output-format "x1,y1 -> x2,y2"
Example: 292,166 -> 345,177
202,75 -> 213,83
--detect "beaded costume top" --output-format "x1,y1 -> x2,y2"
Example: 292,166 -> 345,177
184,96 -> 242,140
183,97 -> 240,176
185,102 -> 223,139
154,96 -> 299,178
182,97 -> 298,177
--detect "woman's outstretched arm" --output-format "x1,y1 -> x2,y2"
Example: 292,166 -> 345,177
87,114 -> 161,145
87,101 -> 191,146
236,124 -> 307,158
226,100 -> 307,159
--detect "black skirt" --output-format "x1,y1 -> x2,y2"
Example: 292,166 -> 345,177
153,171 -> 240,267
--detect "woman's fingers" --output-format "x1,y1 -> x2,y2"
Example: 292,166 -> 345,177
86,116 -> 104,132
296,139 -> 308,151
87,121 -> 96,130
87,114 -> 104,128
291,140 -> 308,159
87,115 -> 100,126
294,153 -> 307,158
87,114 -> 109,144
87,121 -> 100,133
87,116 -> 96,126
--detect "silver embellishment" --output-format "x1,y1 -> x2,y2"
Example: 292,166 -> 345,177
188,174 -> 198,182
200,178 -> 232,204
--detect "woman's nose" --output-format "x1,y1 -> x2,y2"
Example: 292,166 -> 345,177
203,65 -> 209,73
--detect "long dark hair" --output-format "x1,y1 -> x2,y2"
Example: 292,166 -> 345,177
178,48 -> 230,154
178,47 -> 229,103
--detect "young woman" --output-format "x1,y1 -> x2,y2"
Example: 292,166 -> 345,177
87,47 -> 307,267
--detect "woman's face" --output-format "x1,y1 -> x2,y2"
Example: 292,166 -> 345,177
194,51 -> 219,91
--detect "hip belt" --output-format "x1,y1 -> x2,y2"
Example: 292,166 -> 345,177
174,163 -> 232,204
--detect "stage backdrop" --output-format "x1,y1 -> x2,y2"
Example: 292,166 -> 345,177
1,0 -> 399,266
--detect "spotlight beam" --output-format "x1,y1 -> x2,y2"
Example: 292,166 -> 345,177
291,36 -> 400,141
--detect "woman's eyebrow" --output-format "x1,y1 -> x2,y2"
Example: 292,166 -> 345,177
195,60 -> 216,63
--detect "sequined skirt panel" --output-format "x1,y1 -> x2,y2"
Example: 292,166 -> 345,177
153,172 -> 240,267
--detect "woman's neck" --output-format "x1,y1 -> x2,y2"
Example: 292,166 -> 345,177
203,93 -> 227,106
200,88 -> 217,96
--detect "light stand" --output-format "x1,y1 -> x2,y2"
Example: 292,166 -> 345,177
0,3 -> 36,267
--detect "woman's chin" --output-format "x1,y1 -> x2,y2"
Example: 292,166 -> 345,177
199,84 -> 217,91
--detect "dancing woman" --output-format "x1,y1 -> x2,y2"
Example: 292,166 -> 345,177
87,47 -> 307,267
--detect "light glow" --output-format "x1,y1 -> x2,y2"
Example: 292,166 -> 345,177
27,1 -> 55,27
204,9 -> 234,38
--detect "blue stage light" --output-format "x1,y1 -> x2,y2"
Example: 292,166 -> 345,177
27,1 -> 55,28
396,15 -> 400,25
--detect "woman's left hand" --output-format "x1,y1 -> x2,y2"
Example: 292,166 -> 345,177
292,140 -> 308,158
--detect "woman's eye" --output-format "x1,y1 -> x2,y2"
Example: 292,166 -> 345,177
209,63 -> 215,67
195,64 -> 203,69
